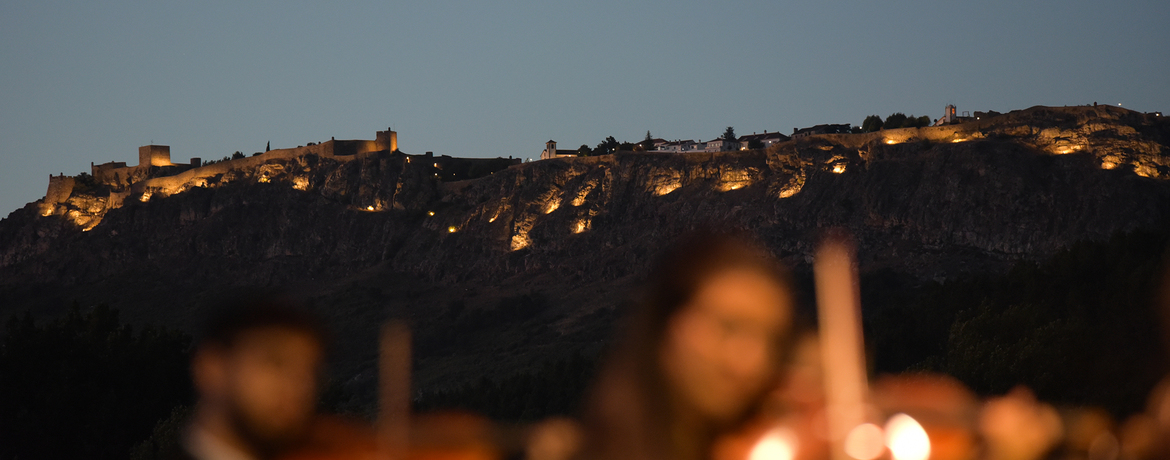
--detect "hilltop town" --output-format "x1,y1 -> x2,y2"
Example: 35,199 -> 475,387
538,104 -> 1047,160
25,104 -> 1168,238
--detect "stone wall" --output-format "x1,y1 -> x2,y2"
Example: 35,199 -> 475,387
44,174 -> 75,204
138,145 -> 172,167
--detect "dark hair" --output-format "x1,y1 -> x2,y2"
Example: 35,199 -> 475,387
199,293 -> 327,350
582,229 -> 795,460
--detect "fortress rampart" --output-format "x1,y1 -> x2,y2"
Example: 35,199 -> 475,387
82,129 -> 399,190
38,129 -> 401,229
45,174 -> 75,205
135,130 -> 398,196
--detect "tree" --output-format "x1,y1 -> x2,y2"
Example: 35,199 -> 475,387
884,113 -> 908,129
577,144 -> 593,157
746,138 -> 764,150
861,115 -> 884,132
722,127 -> 736,142
641,131 -> 655,151
231,151 -> 245,160
595,136 -> 619,155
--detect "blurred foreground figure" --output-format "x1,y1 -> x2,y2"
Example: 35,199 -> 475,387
978,387 -> 1062,460
582,231 -> 795,460
182,296 -> 327,460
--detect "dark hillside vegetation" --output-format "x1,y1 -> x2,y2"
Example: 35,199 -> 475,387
0,304 -> 193,460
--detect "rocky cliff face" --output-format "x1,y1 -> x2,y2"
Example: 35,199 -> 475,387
1,105 -> 1168,391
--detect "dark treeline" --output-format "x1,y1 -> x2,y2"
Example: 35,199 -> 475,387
2,230 -> 1168,458
860,112 -> 934,132
0,304 -> 193,460
862,230 -> 1169,415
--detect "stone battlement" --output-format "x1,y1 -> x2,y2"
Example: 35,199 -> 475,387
82,129 -> 399,191
45,174 -> 75,205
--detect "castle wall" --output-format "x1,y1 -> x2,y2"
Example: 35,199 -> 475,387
137,138 -> 396,197
333,140 -> 382,156
82,130 -> 400,201
92,161 -> 128,184
45,175 -> 75,204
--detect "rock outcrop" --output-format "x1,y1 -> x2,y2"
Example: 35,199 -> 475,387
1,104 -> 1167,391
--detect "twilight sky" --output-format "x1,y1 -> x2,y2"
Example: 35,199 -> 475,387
2,0 -> 1167,217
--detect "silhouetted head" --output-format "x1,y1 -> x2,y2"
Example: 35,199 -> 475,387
586,229 -> 795,460
192,294 -> 326,458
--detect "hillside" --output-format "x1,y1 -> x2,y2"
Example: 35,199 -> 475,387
1,105 -> 1169,407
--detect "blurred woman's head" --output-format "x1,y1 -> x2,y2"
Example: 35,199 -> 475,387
585,229 -> 795,459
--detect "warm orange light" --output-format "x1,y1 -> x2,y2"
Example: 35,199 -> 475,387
427,211 -> 435,216
832,164 -> 847,174
1101,161 -> 1117,170
844,423 -> 885,460
749,427 -> 797,460
544,200 -> 560,214
885,139 -> 898,145
511,233 -> 530,250
951,138 -> 967,143
778,174 -> 805,199
367,205 -> 375,211
448,226 -> 457,233
572,183 -> 597,206
885,414 -> 930,460
654,182 -> 680,196
572,220 -> 588,234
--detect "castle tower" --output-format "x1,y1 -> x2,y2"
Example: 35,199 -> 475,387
943,104 -> 957,124
138,145 -> 172,167
45,173 -> 76,205
376,129 -> 398,152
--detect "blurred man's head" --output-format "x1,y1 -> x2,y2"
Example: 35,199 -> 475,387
192,296 -> 326,458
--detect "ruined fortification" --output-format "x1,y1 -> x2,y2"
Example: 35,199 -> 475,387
44,174 -> 75,205
39,129 -> 403,229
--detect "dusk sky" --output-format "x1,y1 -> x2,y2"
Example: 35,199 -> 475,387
2,0 -> 1167,217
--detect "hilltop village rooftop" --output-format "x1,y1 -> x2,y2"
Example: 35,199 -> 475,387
537,103 -> 1163,161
